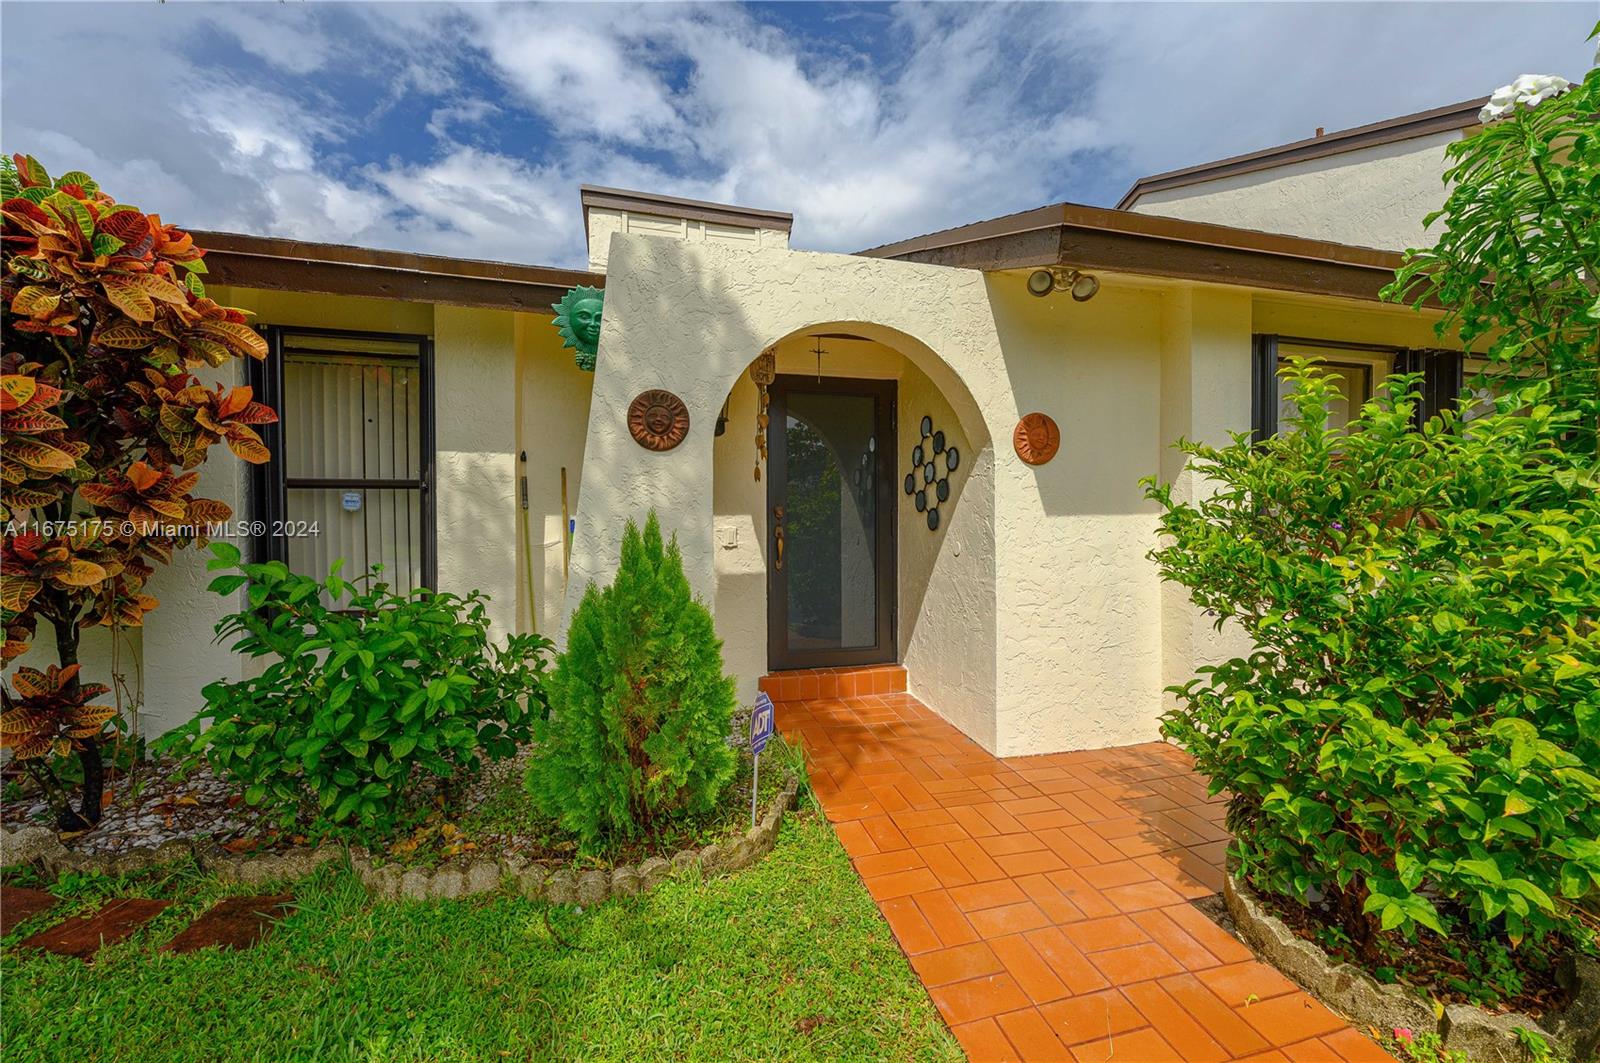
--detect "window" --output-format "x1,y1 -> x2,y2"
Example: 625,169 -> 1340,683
1251,335 -> 1461,440
249,327 -> 435,591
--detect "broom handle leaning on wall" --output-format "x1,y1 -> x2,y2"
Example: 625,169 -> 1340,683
561,466 -> 571,585
519,452 -> 537,634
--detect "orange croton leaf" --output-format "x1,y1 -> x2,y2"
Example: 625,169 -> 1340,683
0,374 -> 38,411
126,461 -> 162,492
218,385 -> 253,419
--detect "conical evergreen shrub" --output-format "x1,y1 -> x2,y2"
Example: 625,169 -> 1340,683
526,512 -> 737,851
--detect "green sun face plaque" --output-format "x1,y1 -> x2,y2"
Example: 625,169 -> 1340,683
552,285 -> 604,371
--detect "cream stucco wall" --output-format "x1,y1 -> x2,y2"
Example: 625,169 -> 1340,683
1130,130 -> 1464,251
515,314 -> 595,636
586,206 -> 790,273
984,276 -> 1170,753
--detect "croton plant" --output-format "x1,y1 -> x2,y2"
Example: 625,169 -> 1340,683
1,154 -> 277,828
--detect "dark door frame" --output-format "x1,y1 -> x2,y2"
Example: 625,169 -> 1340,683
766,374 -> 898,671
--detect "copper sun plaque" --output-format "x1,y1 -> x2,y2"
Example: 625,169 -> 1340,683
1013,412 -> 1060,465
628,389 -> 691,452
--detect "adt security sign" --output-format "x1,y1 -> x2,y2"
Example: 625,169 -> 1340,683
749,692 -> 776,827
750,692 -> 775,755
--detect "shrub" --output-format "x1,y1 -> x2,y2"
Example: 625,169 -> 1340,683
1146,369 -> 1600,957
1386,52 -> 1599,457
159,545 -> 551,840
1,154 -> 276,827
526,512 -> 737,852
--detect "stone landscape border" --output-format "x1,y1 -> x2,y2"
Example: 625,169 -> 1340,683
2,774 -> 801,909
1223,866 -> 1600,1062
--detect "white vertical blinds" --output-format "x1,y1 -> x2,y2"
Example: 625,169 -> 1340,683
280,333 -> 425,596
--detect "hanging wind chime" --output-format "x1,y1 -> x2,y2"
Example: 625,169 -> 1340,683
749,348 -> 776,481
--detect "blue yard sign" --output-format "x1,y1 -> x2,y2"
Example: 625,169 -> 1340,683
750,692 -> 776,827
750,692 -> 776,755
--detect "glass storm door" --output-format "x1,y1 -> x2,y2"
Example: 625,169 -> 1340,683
767,375 -> 896,670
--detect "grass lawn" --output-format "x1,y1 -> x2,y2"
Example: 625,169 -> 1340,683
1,811 -> 960,1062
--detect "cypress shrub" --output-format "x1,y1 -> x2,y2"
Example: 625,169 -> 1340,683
526,512 -> 737,851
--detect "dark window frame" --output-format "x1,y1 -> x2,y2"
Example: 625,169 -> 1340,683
249,325 -> 437,589
1251,333 -> 1461,440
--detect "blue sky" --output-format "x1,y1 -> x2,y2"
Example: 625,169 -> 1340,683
1,2 -> 1592,269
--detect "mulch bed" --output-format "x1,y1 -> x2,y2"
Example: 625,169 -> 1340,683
2,757 -> 258,855
376,745 -> 784,875
1254,883 -> 1571,1018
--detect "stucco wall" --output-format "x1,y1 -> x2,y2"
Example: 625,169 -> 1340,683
515,315 -> 596,637
1130,130 -> 1463,251
984,276 -> 1171,753
897,359 -> 997,750
1156,287 -> 1257,701
587,207 -> 790,273
433,305 -> 520,639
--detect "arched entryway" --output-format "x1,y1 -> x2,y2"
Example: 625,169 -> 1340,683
707,320 -> 997,745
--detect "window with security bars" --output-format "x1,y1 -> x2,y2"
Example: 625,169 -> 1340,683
249,327 -> 435,594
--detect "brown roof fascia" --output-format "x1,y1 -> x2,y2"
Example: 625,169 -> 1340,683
579,185 -> 794,235
859,202 -> 1407,303
1115,97 -> 1485,209
191,230 -> 602,313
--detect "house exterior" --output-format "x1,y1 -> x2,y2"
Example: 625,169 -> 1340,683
52,117 -> 1472,759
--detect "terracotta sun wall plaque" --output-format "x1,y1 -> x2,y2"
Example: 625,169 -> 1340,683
1013,412 -> 1060,465
628,389 -> 691,452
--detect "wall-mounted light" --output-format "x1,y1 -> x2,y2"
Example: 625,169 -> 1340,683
1026,267 -> 1100,302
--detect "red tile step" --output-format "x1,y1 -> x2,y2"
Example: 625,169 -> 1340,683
18,897 -> 172,959
162,894 -> 295,953
2,884 -> 58,935
759,664 -> 907,701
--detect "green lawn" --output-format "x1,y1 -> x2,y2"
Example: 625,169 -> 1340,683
1,812 -> 960,1062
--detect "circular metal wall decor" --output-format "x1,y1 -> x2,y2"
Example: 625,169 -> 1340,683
628,389 -> 691,452
1012,412 -> 1060,466
904,414 -> 959,531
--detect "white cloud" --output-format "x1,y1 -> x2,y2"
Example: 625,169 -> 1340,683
2,1 -> 1592,269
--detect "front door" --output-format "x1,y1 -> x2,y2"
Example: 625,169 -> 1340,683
767,375 -> 896,670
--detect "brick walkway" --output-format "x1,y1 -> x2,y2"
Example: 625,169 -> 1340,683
774,683 -> 1392,1063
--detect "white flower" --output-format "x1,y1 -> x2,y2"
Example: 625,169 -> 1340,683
1479,74 -> 1573,122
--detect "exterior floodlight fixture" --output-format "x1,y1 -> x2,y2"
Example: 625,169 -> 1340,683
1026,267 -> 1100,302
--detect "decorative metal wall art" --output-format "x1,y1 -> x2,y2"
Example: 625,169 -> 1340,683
749,349 -> 776,480
551,286 -> 604,371
904,414 -> 959,531
1012,412 -> 1060,465
628,389 -> 690,452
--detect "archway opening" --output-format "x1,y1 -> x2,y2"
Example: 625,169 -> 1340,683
709,322 -> 998,748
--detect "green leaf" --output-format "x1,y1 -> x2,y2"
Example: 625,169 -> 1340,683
207,574 -> 249,596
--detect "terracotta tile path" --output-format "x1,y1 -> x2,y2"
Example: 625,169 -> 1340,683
776,688 -> 1394,1063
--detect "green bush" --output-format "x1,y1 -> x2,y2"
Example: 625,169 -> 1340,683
160,545 -> 551,839
1146,368 -> 1600,956
526,512 -> 737,852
